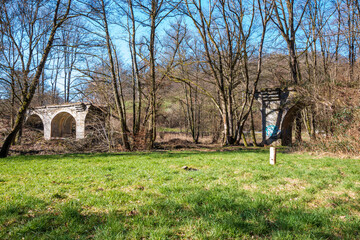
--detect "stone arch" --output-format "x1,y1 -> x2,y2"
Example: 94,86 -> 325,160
24,114 -> 45,141
51,112 -> 76,138
25,113 -> 44,129
281,101 -> 306,146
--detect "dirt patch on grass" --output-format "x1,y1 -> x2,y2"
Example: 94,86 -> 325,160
271,178 -> 308,192
255,178 -> 310,195
121,186 -> 136,193
234,171 -> 253,182
242,184 -> 258,191
283,177 -> 308,186
158,139 -> 198,150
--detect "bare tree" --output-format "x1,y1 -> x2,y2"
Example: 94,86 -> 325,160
271,0 -> 310,143
133,0 -> 181,149
84,0 -> 132,150
341,0 -> 359,83
60,23 -> 82,102
179,0 -> 272,145
116,0 -> 143,136
0,0 -> 73,158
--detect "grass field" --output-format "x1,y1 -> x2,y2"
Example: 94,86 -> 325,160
0,149 -> 359,239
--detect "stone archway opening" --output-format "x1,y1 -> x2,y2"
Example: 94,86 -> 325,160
24,114 -> 44,141
281,102 -> 306,146
25,114 -> 44,130
51,112 -> 76,138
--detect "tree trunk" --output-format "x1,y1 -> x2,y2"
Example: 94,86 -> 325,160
101,0 -> 131,151
295,112 -> 302,143
128,0 -> 141,136
0,104 -> 28,157
147,2 -> 157,150
250,109 -> 258,146
311,111 -> 316,140
242,133 -> 249,147
0,0 -> 71,158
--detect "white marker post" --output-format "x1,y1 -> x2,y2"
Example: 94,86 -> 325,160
269,147 -> 276,165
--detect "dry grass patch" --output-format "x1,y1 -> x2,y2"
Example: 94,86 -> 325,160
270,178 -> 308,193
242,184 -> 258,191
308,189 -> 357,209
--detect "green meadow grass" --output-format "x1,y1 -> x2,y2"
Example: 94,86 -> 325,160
0,150 -> 359,239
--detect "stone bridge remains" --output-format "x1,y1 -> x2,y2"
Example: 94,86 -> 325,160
26,103 -> 99,140
255,88 -> 304,146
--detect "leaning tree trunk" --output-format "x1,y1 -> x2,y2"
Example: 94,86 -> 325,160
0,105 -> 28,157
0,0 -> 71,158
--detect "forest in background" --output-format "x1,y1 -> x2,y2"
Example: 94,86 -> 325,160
0,0 -> 359,157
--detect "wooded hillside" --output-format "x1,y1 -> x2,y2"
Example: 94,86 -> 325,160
1,0 -> 359,156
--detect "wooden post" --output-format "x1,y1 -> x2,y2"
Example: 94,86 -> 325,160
270,147 -> 276,165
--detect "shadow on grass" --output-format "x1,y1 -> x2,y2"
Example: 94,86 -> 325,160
0,197 -> 104,239
1,190 -> 358,239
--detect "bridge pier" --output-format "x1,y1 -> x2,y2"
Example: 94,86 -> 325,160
75,112 -> 87,139
44,116 -> 51,140
255,88 -> 303,146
